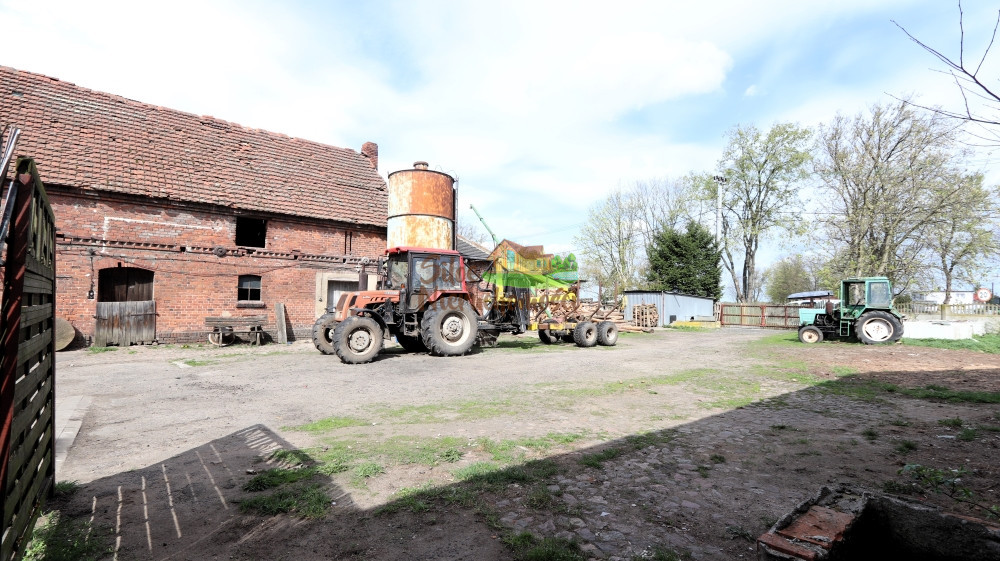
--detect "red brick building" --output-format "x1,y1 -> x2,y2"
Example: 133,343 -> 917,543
0,66 -> 388,345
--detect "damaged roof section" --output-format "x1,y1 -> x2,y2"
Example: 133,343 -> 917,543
0,65 -> 387,226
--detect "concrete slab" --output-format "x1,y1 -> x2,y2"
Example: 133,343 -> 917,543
55,395 -> 91,476
902,320 -> 985,340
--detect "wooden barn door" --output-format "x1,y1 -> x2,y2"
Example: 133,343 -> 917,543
94,267 -> 156,346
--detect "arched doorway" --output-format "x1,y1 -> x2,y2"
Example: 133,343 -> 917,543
94,266 -> 156,346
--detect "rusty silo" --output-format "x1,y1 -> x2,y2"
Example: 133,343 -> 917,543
386,161 -> 456,250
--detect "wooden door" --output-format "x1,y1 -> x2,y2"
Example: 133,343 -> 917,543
94,267 -> 156,345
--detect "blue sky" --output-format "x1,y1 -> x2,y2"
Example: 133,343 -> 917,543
3,0 -> 999,291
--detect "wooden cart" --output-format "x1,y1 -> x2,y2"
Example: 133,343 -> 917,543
204,315 -> 267,346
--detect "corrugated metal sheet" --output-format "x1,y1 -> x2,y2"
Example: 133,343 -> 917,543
623,291 -> 716,327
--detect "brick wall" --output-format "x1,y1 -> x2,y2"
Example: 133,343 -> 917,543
52,191 -> 386,344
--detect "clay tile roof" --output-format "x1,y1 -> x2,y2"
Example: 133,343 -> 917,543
0,66 -> 387,226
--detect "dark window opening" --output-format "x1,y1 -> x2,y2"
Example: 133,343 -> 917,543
98,267 -> 154,302
238,275 -> 262,301
235,217 -> 267,248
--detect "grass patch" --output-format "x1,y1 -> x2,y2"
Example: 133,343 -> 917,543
284,416 -> 370,433
24,512 -> 112,561
902,333 -> 1000,354
453,461 -> 502,481
86,346 -> 116,353
823,378 -> 1000,404
580,447 -> 622,469
353,462 -> 385,480
938,417 -> 964,428
958,428 -> 978,441
373,397 -> 520,423
53,481 -> 80,497
503,531 -> 585,561
181,358 -> 214,367
243,467 -> 318,492
238,483 -> 330,518
862,428 -> 879,441
895,440 -> 918,454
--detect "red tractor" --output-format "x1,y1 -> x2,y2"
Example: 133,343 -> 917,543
312,247 -> 481,363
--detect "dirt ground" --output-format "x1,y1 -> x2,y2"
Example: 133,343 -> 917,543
45,328 -> 1000,560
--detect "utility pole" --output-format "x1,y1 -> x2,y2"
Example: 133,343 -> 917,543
712,175 -> 727,246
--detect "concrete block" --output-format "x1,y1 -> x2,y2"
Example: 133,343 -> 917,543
901,320 -> 985,340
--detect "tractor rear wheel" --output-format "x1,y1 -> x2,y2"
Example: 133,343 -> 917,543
856,311 -> 898,345
312,313 -> 338,355
573,321 -> 598,347
333,316 -> 383,363
596,321 -> 618,346
421,297 -> 479,356
798,325 -> 823,344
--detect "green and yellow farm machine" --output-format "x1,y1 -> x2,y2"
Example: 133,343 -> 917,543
797,277 -> 904,345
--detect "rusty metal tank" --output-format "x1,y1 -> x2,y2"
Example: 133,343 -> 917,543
387,161 -> 455,250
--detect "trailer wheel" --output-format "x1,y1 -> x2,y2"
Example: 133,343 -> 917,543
421,297 -> 478,356
312,313 -> 339,355
596,321 -> 618,346
333,316 -> 383,364
561,333 -> 575,343
798,325 -> 823,344
856,311 -> 897,345
573,321 -> 598,347
396,333 -> 427,353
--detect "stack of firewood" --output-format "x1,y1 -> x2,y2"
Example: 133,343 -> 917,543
576,302 -> 655,333
632,304 -> 659,329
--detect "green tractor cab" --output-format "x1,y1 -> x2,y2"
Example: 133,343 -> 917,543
797,277 -> 903,345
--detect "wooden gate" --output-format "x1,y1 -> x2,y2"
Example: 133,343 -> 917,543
720,303 -> 800,329
94,300 -> 156,346
1,156 -> 57,561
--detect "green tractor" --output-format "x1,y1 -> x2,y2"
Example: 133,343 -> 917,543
797,277 -> 904,345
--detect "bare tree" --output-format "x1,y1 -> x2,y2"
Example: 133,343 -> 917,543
814,100 -> 972,294
574,178 -> 697,299
894,2 -> 1000,144
574,188 -> 644,299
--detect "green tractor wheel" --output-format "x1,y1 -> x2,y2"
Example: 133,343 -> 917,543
798,325 -> 823,344
856,311 -> 900,345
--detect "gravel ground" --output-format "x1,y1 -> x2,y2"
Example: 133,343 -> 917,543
48,328 -> 1000,560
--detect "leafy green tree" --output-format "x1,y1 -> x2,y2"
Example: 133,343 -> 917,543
925,173 -> 1000,303
646,221 -> 721,299
764,255 -> 815,303
711,123 -> 812,302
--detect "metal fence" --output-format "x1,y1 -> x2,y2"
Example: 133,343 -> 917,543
896,302 -> 1000,318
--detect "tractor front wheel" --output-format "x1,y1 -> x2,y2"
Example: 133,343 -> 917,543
312,313 -> 338,355
856,311 -> 900,345
333,316 -> 383,363
421,297 -> 479,356
798,325 -> 823,344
